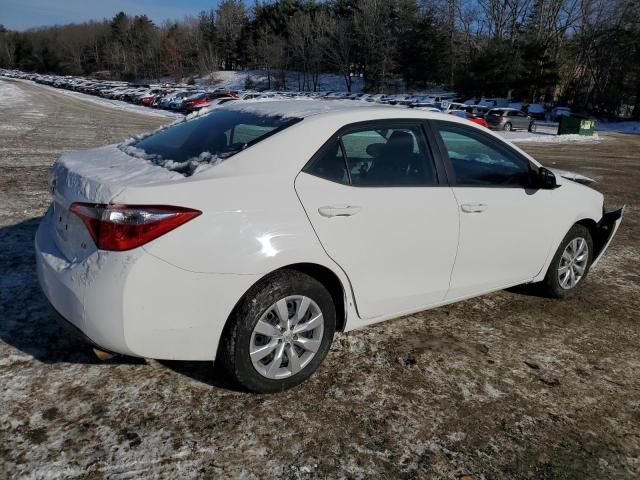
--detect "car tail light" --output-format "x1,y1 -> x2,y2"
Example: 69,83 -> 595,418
70,203 -> 201,251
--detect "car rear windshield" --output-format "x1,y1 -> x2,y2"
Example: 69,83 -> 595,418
129,109 -> 301,176
488,109 -> 505,115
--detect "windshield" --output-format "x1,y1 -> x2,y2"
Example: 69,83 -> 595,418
127,109 -> 301,176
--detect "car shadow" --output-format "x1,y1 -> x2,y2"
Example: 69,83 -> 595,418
0,217 -> 142,365
505,283 -> 550,298
158,360 -> 245,391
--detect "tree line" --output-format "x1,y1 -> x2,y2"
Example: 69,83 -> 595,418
0,0 -> 638,117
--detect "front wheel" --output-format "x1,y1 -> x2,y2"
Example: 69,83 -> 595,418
217,270 -> 336,393
541,224 -> 593,298
504,122 -> 513,131
528,122 -> 536,132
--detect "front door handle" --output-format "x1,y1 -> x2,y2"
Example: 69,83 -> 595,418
460,203 -> 488,213
318,205 -> 362,217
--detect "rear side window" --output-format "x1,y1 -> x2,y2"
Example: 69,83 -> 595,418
305,123 -> 437,187
305,139 -> 349,185
435,123 -> 531,187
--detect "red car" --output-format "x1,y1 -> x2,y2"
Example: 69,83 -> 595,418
449,110 -> 489,128
184,91 -> 238,112
139,89 -> 166,106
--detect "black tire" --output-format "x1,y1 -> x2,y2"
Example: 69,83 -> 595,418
217,269 -> 336,393
504,122 -> 513,131
528,122 -> 536,133
540,224 -> 593,298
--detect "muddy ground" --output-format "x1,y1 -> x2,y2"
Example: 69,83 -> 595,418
0,78 -> 638,479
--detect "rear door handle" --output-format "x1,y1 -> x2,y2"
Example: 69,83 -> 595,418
318,205 -> 362,217
460,203 -> 488,213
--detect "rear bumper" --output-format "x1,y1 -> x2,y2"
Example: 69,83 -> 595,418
35,211 -> 260,361
49,302 -> 116,355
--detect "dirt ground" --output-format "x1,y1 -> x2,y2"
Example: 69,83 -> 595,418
0,78 -> 638,480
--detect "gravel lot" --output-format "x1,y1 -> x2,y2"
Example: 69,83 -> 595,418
1,78 -> 638,479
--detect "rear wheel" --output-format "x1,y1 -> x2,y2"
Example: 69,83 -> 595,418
504,122 -> 513,131
541,224 -> 593,298
217,270 -> 336,393
528,122 -> 536,132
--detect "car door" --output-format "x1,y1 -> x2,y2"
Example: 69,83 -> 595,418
430,121 -> 558,300
295,121 -> 460,319
514,111 -> 529,129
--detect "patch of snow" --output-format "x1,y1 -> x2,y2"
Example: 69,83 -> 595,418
119,144 -> 225,176
10,78 -> 182,119
484,383 -> 506,398
0,81 -> 26,107
500,129 -> 604,144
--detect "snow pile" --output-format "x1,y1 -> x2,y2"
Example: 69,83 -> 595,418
500,130 -> 604,144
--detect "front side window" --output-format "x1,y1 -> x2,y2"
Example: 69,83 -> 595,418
435,123 -> 531,187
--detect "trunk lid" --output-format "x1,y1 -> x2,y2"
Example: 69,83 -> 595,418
50,144 -> 182,262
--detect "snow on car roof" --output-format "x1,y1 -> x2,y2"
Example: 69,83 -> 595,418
222,98 -> 385,119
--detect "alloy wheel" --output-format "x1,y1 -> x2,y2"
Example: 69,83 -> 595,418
249,295 -> 324,379
558,237 -> 589,289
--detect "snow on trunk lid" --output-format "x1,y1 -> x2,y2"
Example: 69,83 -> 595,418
50,144 -> 182,261
52,144 -> 182,204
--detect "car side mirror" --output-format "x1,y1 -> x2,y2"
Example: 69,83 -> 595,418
537,167 -> 558,189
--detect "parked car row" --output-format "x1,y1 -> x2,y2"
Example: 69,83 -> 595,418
0,70 -> 292,113
464,97 -> 573,122
2,69 -> 571,131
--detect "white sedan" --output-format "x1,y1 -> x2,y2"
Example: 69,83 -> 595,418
36,100 -> 623,393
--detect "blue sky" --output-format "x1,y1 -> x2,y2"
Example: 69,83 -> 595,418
0,0 -> 221,30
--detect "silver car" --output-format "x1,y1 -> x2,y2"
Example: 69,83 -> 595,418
486,108 -> 535,131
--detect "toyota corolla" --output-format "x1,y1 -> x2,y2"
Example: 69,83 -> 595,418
36,100 -> 623,393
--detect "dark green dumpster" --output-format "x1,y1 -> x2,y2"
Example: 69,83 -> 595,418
557,115 -> 596,136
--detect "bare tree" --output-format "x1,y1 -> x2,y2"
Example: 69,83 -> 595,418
216,0 -> 246,70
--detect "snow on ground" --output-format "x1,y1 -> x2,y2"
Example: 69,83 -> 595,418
9,78 -> 182,120
0,80 -> 46,135
499,124 -> 604,144
0,81 -> 26,107
201,69 -> 364,93
2,77 -> 640,480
